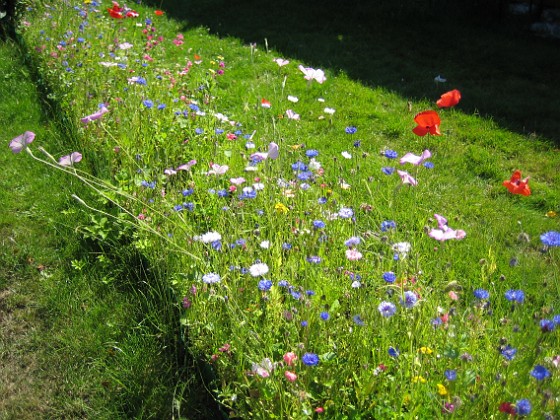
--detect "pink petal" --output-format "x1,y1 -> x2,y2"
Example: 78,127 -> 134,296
434,213 -> 448,229
267,142 -> 279,160
399,149 -> 431,165
397,170 -> 417,186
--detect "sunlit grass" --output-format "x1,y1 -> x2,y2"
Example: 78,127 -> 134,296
12,1 -> 560,418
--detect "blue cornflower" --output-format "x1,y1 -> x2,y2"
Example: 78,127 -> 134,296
384,150 -> 398,159
145,18 -> 152,25
382,272 -> 396,283
157,103 -> 166,110
378,301 -> 397,317
500,345 -> 517,361
345,126 -> 357,134
202,273 -> 221,284
291,161 -> 308,171
313,220 -> 326,229
423,161 -> 435,169
306,290 -> 315,296
515,399 -> 531,416
239,190 -> 257,200
290,290 -> 301,300
318,197 -> 327,204
173,204 -> 183,212
300,320 -> 308,327
77,37 -> 85,43
320,311 -> 330,321
530,365 -> 550,380
141,180 -> 156,189
117,63 -> 127,69
195,128 -> 204,134
215,128 -> 224,134
338,207 -> 354,219
183,202 -> 194,211
344,236 -> 361,247
189,103 -> 200,112
182,188 -> 194,196
381,220 -> 396,232
353,315 -> 365,326
278,280 -> 289,288
388,346 -> 400,357
217,189 -> 228,197
505,289 -> 525,303
258,279 -> 273,291
307,256 -> 321,264
282,243 -> 292,250
382,166 -> 395,175
553,314 -> 560,325
142,99 -> 154,108
302,353 -> 320,366
444,369 -> 457,381
541,231 -> 560,247
353,140 -> 361,148
401,291 -> 418,308
297,171 -> 313,181
211,240 -> 222,250
473,288 -> 490,299
431,317 -> 443,328
540,319 -> 555,332
306,149 -> 319,158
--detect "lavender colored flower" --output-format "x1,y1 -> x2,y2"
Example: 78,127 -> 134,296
318,197 -> 327,204
423,161 -> 434,169
302,353 -> 320,366
338,207 -> 354,219
382,167 -> 395,175
378,301 -> 397,317
320,311 -> 330,321
258,279 -> 273,291
540,319 -> 555,332
300,320 -> 308,327
402,291 -> 418,308
344,236 -> 361,247
382,272 -> 396,283
291,161 -> 308,171
530,365 -> 550,380
444,369 -> 457,381
278,280 -> 289,288
353,315 -> 365,326
345,126 -> 357,134
202,273 -> 221,284
540,231 -> 560,247
306,149 -> 319,158
307,256 -> 321,264
282,242 -> 292,250
473,288 -> 489,299
142,99 -> 153,108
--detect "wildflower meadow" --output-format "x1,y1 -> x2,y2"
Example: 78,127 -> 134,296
8,1 -> 560,418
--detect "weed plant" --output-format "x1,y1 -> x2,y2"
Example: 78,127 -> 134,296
12,1 -> 560,418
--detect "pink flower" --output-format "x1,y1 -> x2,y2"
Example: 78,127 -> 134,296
399,149 -> 431,166
428,213 -> 466,242
9,131 -> 35,154
286,109 -> 300,120
283,352 -> 298,366
81,106 -> 109,124
250,142 -> 279,161
448,291 -> 459,301
397,170 -> 417,186
298,65 -> 327,84
345,249 -> 363,261
274,58 -> 290,66
284,371 -> 297,382
58,152 -> 82,166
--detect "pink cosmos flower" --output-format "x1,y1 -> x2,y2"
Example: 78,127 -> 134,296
428,213 -> 466,242
286,109 -> 300,120
9,131 -> 35,154
176,160 -> 197,171
397,170 -> 418,186
298,65 -> 327,84
274,58 -> 290,66
250,142 -> 279,161
345,249 -> 363,261
81,106 -> 109,124
399,149 -> 431,166
58,152 -> 82,166
283,352 -> 298,366
284,371 -> 297,382
207,163 -> 229,175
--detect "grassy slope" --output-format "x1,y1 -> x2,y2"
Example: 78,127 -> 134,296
0,40 -> 218,419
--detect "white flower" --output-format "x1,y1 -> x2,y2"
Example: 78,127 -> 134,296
392,242 -> 411,259
260,240 -> 270,249
199,231 -> 222,243
202,273 -> 221,284
253,183 -> 265,191
341,151 -> 352,159
249,263 -> 269,277
287,95 -> 299,103
324,107 -> 336,115
308,159 -> 322,171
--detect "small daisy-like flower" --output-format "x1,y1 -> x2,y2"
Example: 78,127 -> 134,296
249,262 -> 269,277
202,273 -> 221,284
346,249 -> 363,261
338,207 -> 354,219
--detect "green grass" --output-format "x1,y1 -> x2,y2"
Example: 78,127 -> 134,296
7,0 -> 560,418
0,40 -> 218,419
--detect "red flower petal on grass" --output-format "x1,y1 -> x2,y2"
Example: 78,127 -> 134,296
437,89 -> 461,108
412,110 -> 441,136
503,170 -> 531,196
155,10 -> 165,16
498,402 -> 516,415
108,8 -> 124,18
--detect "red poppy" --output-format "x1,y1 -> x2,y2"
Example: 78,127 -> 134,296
503,170 -> 531,196
412,110 -> 441,136
437,89 -> 461,108
107,8 -> 124,18
155,10 -> 165,16
498,402 -> 516,415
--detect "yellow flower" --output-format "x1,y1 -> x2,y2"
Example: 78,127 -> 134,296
437,383 -> 448,396
546,210 -> 557,218
412,376 -> 427,384
419,346 -> 433,355
274,203 -> 289,214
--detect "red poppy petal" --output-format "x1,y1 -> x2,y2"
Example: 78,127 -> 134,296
437,89 -> 461,108
414,110 -> 441,126
412,125 -> 429,136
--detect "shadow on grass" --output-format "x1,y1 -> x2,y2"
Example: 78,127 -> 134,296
147,0 -> 560,145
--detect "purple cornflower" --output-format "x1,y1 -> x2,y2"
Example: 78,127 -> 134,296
353,315 -> 365,326
382,167 -> 395,175
320,311 -> 330,321
401,291 -> 418,308
540,319 -> 555,332
258,279 -> 273,291
344,236 -> 361,247
505,289 -> 525,303
338,207 -> 354,219
202,273 -> 221,284
382,272 -> 396,283
381,220 -> 396,231
515,399 -> 531,416
530,365 -> 550,380
307,256 -> 321,264
384,150 -> 398,159
473,288 -> 489,300
312,220 -> 326,229
345,126 -> 357,134
378,301 -> 397,317
541,231 -> 560,247
302,353 -> 320,366
500,345 -> 517,361
388,346 -> 400,357
444,369 -> 457,381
